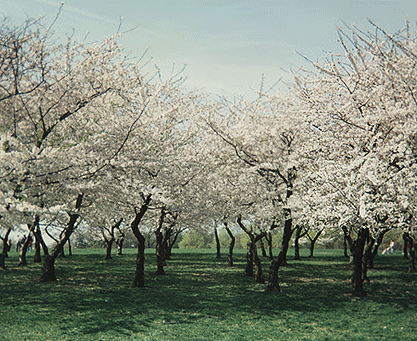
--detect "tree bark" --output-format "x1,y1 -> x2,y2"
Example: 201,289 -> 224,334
224,223 -> 235,266
266,208 -> 293,292
362,233 -> 374,283
116,237 -> 124,256
405,235 -> 416,273
403,232 -> 410,259
368,228 -> 389,269
155,208 -> 166,275
105,238 -> 113,260
294,225 -> 302,260
0,228 -> 12,270
33,219 -> 42,263
237,215 -> 266,282
266,232 -> 273,259
307,228 -> 325,258
40,194 -> 83,282
245,241 -> 254,277
259,238 -> 267,257
131,194 -> 151,287
253,243 -> 265,283
351,227 -> 368,297
214,226 -> 221,259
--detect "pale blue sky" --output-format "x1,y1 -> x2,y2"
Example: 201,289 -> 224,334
2,0 -> 416,98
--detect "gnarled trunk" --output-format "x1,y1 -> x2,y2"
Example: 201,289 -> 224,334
40,194 -> 83,282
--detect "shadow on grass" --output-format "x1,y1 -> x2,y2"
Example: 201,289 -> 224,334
1,249 -> 416,338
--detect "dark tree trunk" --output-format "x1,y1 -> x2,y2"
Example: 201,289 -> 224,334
307,228 -> 325,258
294,225 -> 302,260
105,238 -> 113,260
405,235 -> 416,273
224,223 -> 235,266
237,215 -> 266,281
403,232 -> 410,259
134,234 -> 146,287
245,241 -> 254,277
155,230 -> 165,275
33,217 -> 42,263
116,237 -> 124,256
266,208 -> 293,292
259,239 -> 267,257
155,208 -> 166,275
368,228 -> 389,269
68,238 -> 72,256
0,228 -> 12,270
342,225 -> 353,262
408,245 -> 416,273
214,227 -> 221,259
362,234 -> 374,283
266,232 -> 274,259
19,225 -> 34,265
131,194 -> 151,287
104,218 -> 123,260
253,244 -> 265,283
343,234 -> 349,258
351,228 -> 368,297
40,194 -> 83,282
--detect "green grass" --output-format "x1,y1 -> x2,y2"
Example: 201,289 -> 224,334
1,248 -> 416,340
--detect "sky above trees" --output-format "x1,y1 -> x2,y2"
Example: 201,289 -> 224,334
1,1 -> 416,98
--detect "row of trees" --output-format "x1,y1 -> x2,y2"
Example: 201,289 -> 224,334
1,17 -> 416,296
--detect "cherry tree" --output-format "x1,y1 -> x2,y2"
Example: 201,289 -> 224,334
202,92 -> 311,291
0,17 -> 148,281
296,22 -> 417,296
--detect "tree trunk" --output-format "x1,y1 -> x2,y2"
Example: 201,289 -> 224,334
214,227 -> 220,259
259,239 -> 267,257
19,228 -> 32,265
253,244 -> 265,283
116,237 -> 124,256
155,230 -> 165,275
266,232 -> 273,259
130,194 -> 151,287
68,238 -> 72,256
155,208 -> 166,275
40,194 -> 83,282
134,234 -> 146,287
406,236 -> 416,273
343,234 -> 349,258
307,228 -> 325,258
368,228 -> 389,269
0,228 -> 12,270
351,228 -> 368,297
33,222 -> 42,263
362,233 -> 374,283
403,232 -> 410,259
245,241 -> 254,277
105,238 -> 113,260
225,223 -> 235,266
266,208 -> 293,292
294,225 -> 302,260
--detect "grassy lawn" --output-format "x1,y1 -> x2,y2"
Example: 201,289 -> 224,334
0,248 -> 416,340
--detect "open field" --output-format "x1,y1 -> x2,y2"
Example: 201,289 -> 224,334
0,248 -> 416,340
